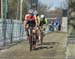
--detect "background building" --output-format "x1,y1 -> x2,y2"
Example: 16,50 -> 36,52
46,8 -> 68,32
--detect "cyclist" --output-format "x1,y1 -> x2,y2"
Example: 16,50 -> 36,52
33,11 -> 41,41
38,14 -> 48,43
24,9 -> 37,49
39,14 -> 48,31
33,11 -> 40,26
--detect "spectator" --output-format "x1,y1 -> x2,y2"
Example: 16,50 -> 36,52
53,17 -> 59,31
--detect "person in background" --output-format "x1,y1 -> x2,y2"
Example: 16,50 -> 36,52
53,16 -> 59,31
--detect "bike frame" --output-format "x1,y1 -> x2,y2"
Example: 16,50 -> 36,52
28,27 -> 36,51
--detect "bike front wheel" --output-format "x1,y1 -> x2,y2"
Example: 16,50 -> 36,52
29,36 -> 33,51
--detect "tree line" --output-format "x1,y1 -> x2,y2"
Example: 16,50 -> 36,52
0,0 -> 48,20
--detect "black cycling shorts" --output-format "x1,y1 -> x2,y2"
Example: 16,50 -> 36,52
39,20 -> 46,26
27,20 -> 36,27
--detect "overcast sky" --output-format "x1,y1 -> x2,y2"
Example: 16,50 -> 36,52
38,0 -> 68,9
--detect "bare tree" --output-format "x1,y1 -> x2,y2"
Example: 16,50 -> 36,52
8,0 -> 29,19
37,2 -> 48,16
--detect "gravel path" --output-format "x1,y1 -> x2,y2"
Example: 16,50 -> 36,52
0,32 -> 67,59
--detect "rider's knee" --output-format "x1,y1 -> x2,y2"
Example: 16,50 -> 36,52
32,29 -> 36,33
26,24 -> 29,29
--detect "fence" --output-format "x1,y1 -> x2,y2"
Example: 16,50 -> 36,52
0,19 -> 26,48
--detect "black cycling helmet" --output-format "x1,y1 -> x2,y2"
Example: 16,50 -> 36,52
33,10 -> 38,16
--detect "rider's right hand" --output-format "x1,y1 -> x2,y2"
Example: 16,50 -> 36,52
25,24 -> 29,30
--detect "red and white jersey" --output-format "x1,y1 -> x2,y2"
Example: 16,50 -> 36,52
25,14 -> 36,21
